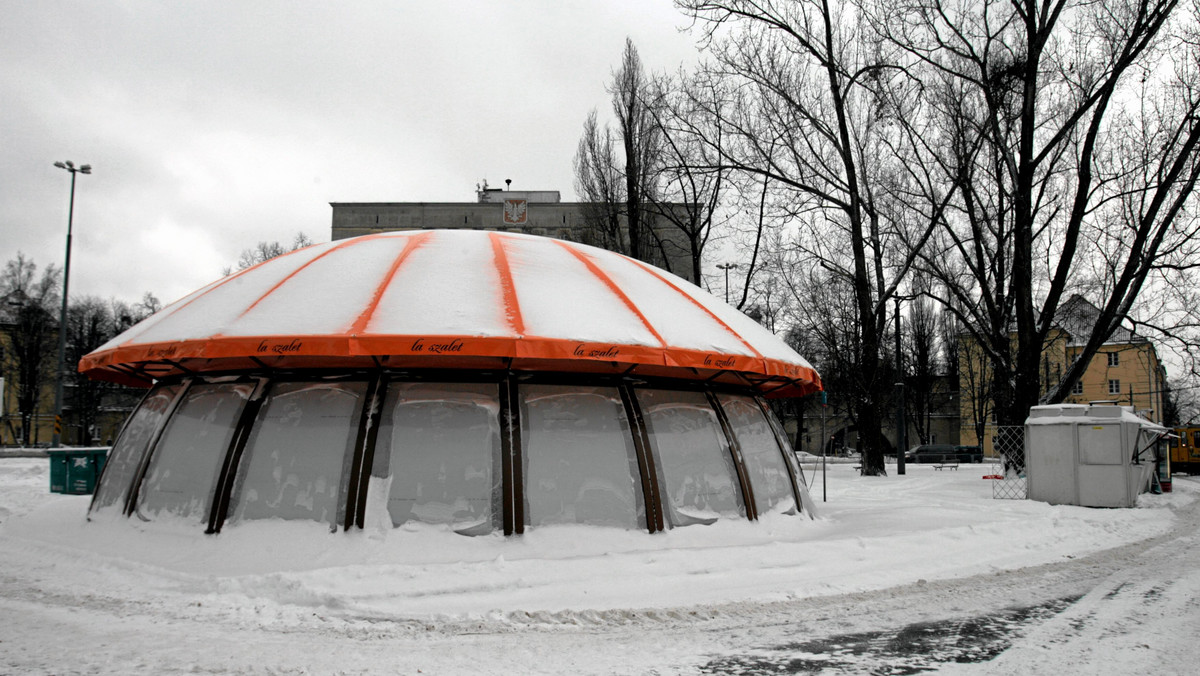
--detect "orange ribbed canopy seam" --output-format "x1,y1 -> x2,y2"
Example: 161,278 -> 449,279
554,240 -> 669,350
625,257 -> 765,360
227,235 -> 369,325
488,232 -> 526,335
110,252 -> 284,349
348,231 -> 433,335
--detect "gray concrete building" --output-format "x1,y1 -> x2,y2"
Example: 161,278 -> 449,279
330,183 -> 696,283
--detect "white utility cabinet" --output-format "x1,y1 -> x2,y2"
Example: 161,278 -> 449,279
1025,403 -> 1164,508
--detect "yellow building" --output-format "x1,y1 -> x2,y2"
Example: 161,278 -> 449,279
0,322 -> 57,446
1,323 -> 140,448
959,295 -> 1167,456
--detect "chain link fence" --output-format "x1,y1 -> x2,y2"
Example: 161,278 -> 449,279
989,425 -> 1027,499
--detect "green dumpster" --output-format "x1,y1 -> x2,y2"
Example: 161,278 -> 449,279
48,447 -> 110,495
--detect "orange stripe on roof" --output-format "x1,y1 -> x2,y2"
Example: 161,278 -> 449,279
553,240 -> 668,349
489,232 -> 526,335
110,258 -> 256,347
624,256 -> 766,360
114,242 -> 326,349
349,231 -> 432,335
230,235 -> 372,324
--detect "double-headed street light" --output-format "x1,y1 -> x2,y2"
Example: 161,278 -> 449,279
717,262 -> 737,304
51,160 -> 91,448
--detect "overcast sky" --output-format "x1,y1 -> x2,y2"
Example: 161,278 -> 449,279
1,1 -> 703,304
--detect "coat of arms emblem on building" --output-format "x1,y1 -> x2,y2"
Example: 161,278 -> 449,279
503,199 -> 528,224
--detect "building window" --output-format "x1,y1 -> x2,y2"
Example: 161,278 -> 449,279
1108,379 -> 1121,395
1072,381 -> 1084,395
1107,352 -> 1119,367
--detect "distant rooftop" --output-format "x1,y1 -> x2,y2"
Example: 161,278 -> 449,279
475,179 -> 560,204
1056,295 -> 1145,346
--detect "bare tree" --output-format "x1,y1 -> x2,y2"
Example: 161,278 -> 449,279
108,292 -> 161,335
958,326 -> 996,446
613,38 -> 663,262
1,253 -> 60,445
772,256 -> 865,455
647,69 -> 735,285
902,280 -> 942,445
1164,378 -> 1200,424
65,296 -> 115,445
676,0 -> 956,474
61,294 -> 160,445
574,38 -> 664,263
135,291 -> 162,318
706,151 -> 786,312
224,232 -> 314,276
575,110 -> 626,254
874,0 -> 1200,426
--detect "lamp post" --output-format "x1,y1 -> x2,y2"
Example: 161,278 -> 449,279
820,390 -> 828,502
894,295 -> 907,476
51,160 -> 91,448
717,262 -> 737,303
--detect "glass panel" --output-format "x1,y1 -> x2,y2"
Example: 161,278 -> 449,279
718,393 -> 797,516
91,383 -> 182,513
368,382 -> 501,534
229,380 -> 366,526
135,382 -> 253,523
636,388 -> 743,526
521,384 -> 642,529
760,398 -> 807,487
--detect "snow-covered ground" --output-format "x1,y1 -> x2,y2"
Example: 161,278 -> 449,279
2,454 -> 1197,675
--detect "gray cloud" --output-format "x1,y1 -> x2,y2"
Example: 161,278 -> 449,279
1,0 -> 699,303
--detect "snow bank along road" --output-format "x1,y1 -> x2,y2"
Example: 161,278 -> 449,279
1,457 -> 1197,674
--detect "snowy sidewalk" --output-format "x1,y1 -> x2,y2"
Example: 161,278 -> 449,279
2,457 -> 1195,674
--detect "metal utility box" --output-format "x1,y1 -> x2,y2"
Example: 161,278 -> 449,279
1025,404 -> 1163,508
48,447 -> 110,495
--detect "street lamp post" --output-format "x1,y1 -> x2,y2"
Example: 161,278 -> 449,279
717,262 -> 737,304
820,390 -> 828,502
894,295 -> 907,476
51,160 -> 91,448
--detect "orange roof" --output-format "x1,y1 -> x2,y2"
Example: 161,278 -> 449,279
80,230 -> 822,398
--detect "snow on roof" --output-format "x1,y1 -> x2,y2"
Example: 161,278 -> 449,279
1055,295 -> 1144,346
80,230 -> 821,397
1026,403 -> 1166,432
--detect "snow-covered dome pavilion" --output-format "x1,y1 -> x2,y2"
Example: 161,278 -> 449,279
82,230 -> 822,536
